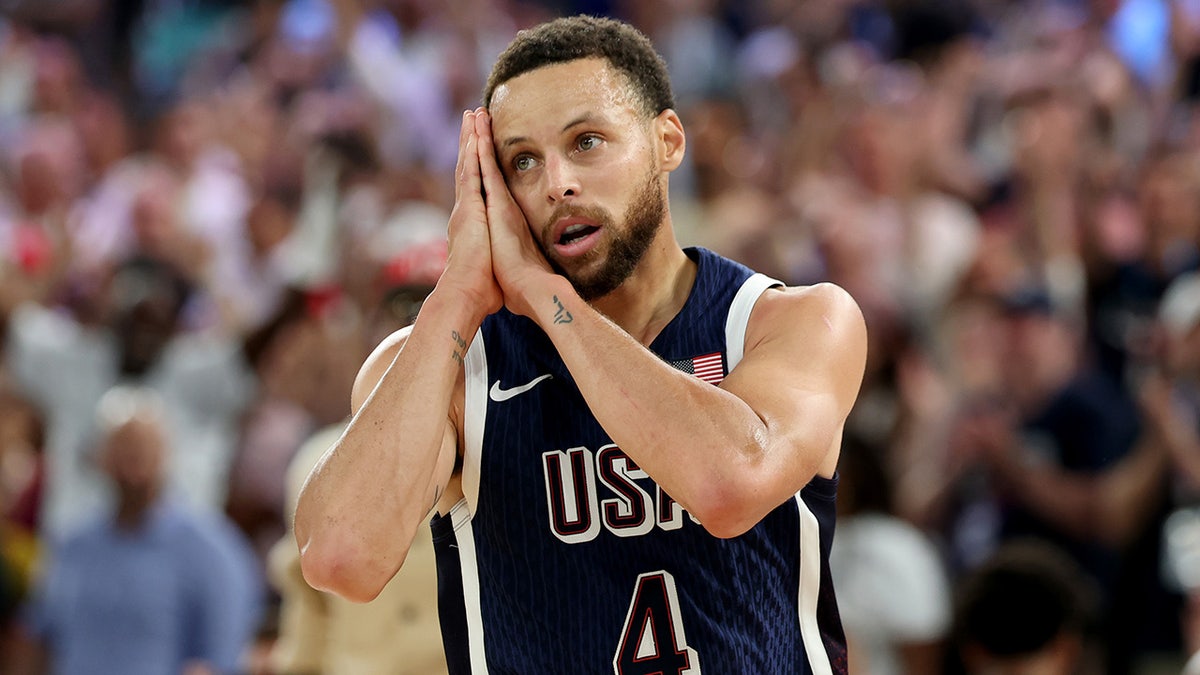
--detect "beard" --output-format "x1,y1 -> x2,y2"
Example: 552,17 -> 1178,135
538,167 -> 665,301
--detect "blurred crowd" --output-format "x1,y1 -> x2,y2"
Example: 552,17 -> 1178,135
0,0 -> 1198,673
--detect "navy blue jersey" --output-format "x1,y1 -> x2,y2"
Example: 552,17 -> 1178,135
431,247 -> 846,674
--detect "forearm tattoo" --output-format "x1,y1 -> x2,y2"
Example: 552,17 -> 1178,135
552,295 -> 574,325
451,330 -> 467,365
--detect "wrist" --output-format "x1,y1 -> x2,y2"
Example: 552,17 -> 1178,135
426,280 -> 494,327
526,275 -> 581,328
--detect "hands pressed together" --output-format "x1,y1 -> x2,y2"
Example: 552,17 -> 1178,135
444,107 -> 558,321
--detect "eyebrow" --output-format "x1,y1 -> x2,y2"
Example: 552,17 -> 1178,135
499,113 -> 601,150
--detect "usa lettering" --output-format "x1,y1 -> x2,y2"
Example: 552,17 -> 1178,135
542,444 -> 699,544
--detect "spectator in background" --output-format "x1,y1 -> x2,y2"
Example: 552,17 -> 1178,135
267,263 -> 446,675
0,389 -> 44,603
0,115 -> 82,312
950,540 -> 1098,675
149,99 -> 254,328
3,255 -> 255,537
832,435 -> 951,675
965,287 -> 1171,669
327,0 -> 525,173
1148,271 -> 1200,492
1148,272 -> 1200,669
1087,144 -> 1200,385
66,90 -> 148,293
269,420 -> 446,675
220,184 -> 302,334
226,284 -> 363,565
0,388 -> 44,660
3,0 -> 1200,670
6,386 -> 261,675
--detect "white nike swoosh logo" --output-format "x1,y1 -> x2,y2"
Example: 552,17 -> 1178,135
489,374 -> 553,402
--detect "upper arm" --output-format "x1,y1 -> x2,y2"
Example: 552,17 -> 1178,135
350,325 -> 461,510
722,283 -> 868,481
351,326 -> 413,415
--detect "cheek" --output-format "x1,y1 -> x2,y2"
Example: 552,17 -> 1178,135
509,178 -> 568,237
510,191 -> 545,234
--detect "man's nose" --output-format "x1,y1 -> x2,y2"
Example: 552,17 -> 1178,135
544,155 -> 580,203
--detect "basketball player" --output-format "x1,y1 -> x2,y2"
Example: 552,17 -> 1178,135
295,15 -> 867,673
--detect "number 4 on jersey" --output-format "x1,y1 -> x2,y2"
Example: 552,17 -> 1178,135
613,571 -> 701,675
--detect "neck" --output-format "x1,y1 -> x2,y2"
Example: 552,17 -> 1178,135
590,225 -> 695,345
114,487 -> 159,530
1016,351 -> 1078,414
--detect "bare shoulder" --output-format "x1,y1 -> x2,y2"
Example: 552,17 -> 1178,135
746,282 -> 866,351
731,281 -> 868,407
351,325 -> 414,414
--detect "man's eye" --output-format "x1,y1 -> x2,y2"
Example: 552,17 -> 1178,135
578,135 -> 600,151
514,156 -> 536,171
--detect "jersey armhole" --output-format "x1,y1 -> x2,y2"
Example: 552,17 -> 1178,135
461,326 -> 488,516
725,273 -> 783,370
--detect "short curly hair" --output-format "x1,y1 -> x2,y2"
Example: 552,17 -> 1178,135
483,15 -> 675,118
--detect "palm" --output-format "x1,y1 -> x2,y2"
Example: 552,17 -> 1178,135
474,111 -> 555,317
445,110 -> 503,316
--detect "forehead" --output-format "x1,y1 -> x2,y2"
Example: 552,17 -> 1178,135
489,58 -> 642,141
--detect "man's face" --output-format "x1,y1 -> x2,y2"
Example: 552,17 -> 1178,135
488,58 -> 669,300
109,268 -> 183,375
100,418 -> 166,498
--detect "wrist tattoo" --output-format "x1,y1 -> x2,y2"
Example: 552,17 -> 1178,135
552,295 -> 574,325
451,330 -> 467,365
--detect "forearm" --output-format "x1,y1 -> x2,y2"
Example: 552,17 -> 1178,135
529,279 -> 829,536
294,285 -> 482,599
891,412 -> 960,526
1003,451 -> 1167,546
1097,440 -> 1169,546
1000,462 -> 1096,539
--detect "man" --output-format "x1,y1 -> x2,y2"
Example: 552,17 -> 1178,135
268,274 -> 447,675
295,15 -> 866,673
4,254 -> 256,537
269,422 -> 447,675
8,387 -> 262,675
952,541 -> 1097,675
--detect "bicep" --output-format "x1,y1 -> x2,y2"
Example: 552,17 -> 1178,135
350,326 -> 413,414
430,416 -> 460,513
723,284 -> 868,467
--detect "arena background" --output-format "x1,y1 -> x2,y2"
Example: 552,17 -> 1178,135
1,0 -> 1199,673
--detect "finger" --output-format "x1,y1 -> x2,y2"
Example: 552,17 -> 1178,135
474,109 -> 507,210
454,110 -> 471,201
459,117 -> 483,206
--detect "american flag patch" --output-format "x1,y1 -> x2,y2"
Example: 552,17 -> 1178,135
668,352 -> 725,385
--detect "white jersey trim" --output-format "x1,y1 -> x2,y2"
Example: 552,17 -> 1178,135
727,272 -> 833,671
460,330 -> 491,672
463,327 -> 488,514
725,273 -> 782,370
449,499 -> 490,674
796,494 -> 834,674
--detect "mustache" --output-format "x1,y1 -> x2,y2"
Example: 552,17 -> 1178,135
540,204 -> 612,243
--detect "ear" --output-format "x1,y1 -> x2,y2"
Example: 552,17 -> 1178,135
654,109 -> 686,172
